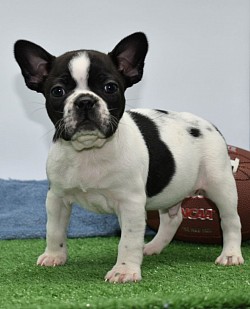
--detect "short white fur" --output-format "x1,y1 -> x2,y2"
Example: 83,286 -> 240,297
68,52 -> 90,90
37,109 -> 244,283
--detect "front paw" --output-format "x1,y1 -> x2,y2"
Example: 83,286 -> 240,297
37,252 -> 67,267
105,264 -> 142,283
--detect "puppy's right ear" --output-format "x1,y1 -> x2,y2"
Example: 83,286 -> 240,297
14,40 -> 55,93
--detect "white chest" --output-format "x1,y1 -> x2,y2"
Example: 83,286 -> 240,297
46,127 -> 148,214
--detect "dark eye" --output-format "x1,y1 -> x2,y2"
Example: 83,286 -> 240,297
104,82 -> 118,94
51,86 -> 66,97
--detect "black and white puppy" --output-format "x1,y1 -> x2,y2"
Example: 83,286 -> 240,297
14,32 -> 244,283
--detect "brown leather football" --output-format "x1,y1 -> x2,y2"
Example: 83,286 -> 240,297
147,145 -> 250,244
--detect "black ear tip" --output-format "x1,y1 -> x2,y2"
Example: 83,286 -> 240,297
14,40 -> 28,49
14,40 -> 23,60
14,40 -> 44,53
14,40 -> 21,53
14,40 -> 31,58
131,31 -> 147,38
127,32 -> 148,44
127,32 -> 149,54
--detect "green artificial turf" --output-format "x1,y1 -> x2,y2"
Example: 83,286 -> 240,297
0,237 -> 249,309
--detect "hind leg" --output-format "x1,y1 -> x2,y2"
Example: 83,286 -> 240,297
206,174 -> 244,265
144,204 -> 182,255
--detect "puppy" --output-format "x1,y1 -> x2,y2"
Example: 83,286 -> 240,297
14,32 -> 244,283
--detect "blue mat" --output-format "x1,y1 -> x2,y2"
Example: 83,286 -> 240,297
0,179 -> 154,240
0,179 -> 122,240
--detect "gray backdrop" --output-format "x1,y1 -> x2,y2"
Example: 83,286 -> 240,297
1,0 -> 249,179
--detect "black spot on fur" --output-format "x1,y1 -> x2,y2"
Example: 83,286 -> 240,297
60,243 -> 63,248
128,111 -> 175,198
155,109 -> 169,115
189,127 -> 202,138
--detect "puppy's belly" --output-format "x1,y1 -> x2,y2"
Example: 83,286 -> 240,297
145,168 -> 206,211
69,184 -> 200,215
66,188 -> 117,214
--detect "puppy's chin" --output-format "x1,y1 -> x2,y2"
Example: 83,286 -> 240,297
70,130 -> 107,151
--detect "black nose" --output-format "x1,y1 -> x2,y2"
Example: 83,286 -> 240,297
75,95 -> 96,110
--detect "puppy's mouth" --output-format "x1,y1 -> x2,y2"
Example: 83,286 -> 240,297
59,116 -> 107,151
52,92 -> 120,149
76,119 -> 100,132
62,93 -> 107,133
63,115 -> 103,134
61,110 -> 109,150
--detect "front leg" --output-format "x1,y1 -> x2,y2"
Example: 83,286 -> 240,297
105,195 -> 146,283
37,190 -> 72,266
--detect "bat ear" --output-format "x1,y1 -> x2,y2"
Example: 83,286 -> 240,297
109,32 -> 148,88
14,40 -> 55,93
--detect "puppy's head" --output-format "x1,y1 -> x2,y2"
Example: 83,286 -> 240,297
14,33 -> 148,150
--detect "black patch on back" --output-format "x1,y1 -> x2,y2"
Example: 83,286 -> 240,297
128,111 -> 175,198
188,127 -> 202,138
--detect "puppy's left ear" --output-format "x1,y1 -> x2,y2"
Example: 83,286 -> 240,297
109,32 -> 148,88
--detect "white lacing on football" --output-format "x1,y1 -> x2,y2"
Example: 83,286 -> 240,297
231,158 -> 240,173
